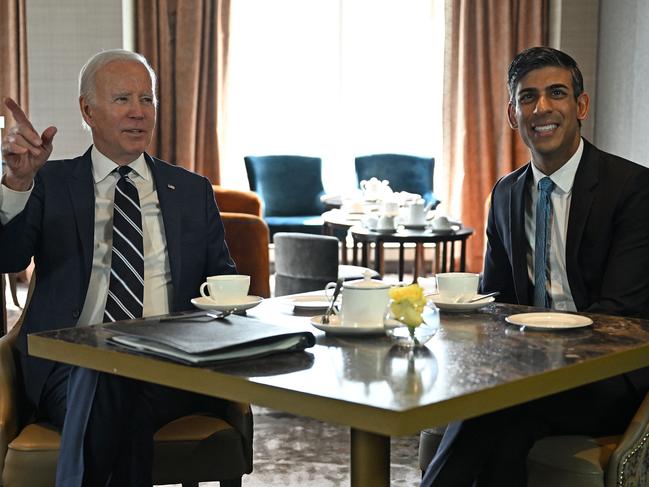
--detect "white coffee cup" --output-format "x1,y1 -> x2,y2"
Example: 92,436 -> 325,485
200,274 -> 250,304
325,274 -> 390,326
375,214 -> 396,231
435,272 -> 479,300
431,216 -> 452,231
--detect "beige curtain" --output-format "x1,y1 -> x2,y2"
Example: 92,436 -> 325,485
0,0 -> 28,117
0,0 -> 28,328
135,0 -> 230,183
443,0 -> 548,272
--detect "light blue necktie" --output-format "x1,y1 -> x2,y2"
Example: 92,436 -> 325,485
534,177 -> 555,308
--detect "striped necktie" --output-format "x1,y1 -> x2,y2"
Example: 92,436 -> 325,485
103,166 -> 144,322
533,176 -> 555,308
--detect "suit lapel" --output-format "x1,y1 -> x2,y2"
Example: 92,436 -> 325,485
566,141 -> 599,308
146,154 -> 182,305
510,164 -> 532,304
67,149 -> 95,286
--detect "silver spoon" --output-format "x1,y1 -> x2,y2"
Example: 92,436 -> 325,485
457,291 -> 500,303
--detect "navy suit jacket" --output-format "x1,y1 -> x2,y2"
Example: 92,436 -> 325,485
0,148 -> 236,407
482,139 -> 649,394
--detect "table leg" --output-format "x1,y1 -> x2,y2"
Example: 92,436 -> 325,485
450,241 -> 456,272
374,242 -> 381,274
398,244 -> 405,282
352,238 -> 359,266
442,241 -> 448,273
460,239 -> 467,271
350,428 -> 390,487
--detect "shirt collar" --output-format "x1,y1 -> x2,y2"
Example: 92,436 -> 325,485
530,138 -> 583,195
91,146 -> 150,183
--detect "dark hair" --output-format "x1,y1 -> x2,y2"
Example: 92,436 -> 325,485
507,46 -> 584,101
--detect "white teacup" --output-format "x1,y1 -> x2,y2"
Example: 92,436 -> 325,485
200,274 -> 250,304
375,214 -> 396,231
435,272 -> 479,301
325,275 -> 390,326
431,216 -> 452,231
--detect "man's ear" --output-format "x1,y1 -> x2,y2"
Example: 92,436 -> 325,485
576,92 -> 590,122
79,96 -> 94,128
507,101 -> 518,129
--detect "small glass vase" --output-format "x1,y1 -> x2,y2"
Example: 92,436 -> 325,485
387,301 -> 440,349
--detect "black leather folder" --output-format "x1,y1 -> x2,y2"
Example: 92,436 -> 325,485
107,313 -> 316,365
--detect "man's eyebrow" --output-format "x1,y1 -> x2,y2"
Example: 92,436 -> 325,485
546,83 -> 569,90
517,87 -> 538,96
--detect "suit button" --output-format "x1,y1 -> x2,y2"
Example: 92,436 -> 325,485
72,310 -> 80,319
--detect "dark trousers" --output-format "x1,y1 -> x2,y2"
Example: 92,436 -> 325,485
39,362 -> 227,487
421,375 -> 643,487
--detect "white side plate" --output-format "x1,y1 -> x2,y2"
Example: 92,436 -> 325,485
505,312 -> 593,330
310,315 -> 399,336
282,295 -> 339,311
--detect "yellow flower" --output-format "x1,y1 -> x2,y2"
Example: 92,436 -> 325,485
389,284 -> 425,305
389,284 -> 426,327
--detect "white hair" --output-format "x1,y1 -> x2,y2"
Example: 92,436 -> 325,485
79,49 -> 157,130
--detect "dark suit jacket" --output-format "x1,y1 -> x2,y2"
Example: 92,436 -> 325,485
482,139 -> 649,394
0,148 -> 236,407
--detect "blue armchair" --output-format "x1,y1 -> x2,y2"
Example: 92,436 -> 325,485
244,155 -> 326,240
355,154 -> 440,209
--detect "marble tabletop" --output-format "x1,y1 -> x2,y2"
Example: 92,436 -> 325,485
28,298 -> 649,436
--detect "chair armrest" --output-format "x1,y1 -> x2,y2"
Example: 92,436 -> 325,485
223,401 -> 254,472
606,391 -> 649,486
0,329 -> 20,477
213,185 -> 263,217
220,212 -> 270,298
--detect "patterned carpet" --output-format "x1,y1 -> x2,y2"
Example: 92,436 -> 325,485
162,406 -> 422,487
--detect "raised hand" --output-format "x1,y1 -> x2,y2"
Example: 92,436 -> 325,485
2,97 -> 57,191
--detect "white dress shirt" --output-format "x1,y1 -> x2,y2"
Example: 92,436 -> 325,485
525,138 -> 584,311
0,146 -> 173,325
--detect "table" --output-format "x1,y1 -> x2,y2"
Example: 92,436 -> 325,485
28,298 -> 649,486
321,209 -> 365,264
351,225 -> 474,282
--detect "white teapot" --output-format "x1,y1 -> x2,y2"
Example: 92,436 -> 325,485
360,177 -> 392,201
326,272 -> 390,326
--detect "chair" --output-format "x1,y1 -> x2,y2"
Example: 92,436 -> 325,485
1,283 -> 253,487
244,155 -> 327,240
354,154 -> 440,209
273,232 -> 378,297
213,186 -> 271,298
417,391 -> 649,486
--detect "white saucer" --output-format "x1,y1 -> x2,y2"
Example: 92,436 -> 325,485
430,294 -> 495,312
191,295 -> 263,312
368,227 -> 397,234
282,295 -> 340,311
310,315 -> 399,336
505,312 -> 593,330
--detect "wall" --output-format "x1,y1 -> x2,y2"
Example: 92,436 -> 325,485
595,0 -> 649,166
549,0 -> 600,142
26,0 -> 124,160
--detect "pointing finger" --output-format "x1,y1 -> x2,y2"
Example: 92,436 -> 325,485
4,97 -> 40,145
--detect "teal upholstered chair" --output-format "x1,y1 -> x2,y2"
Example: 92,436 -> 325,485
355,154 -> 440,209
244,155 -> 326,240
